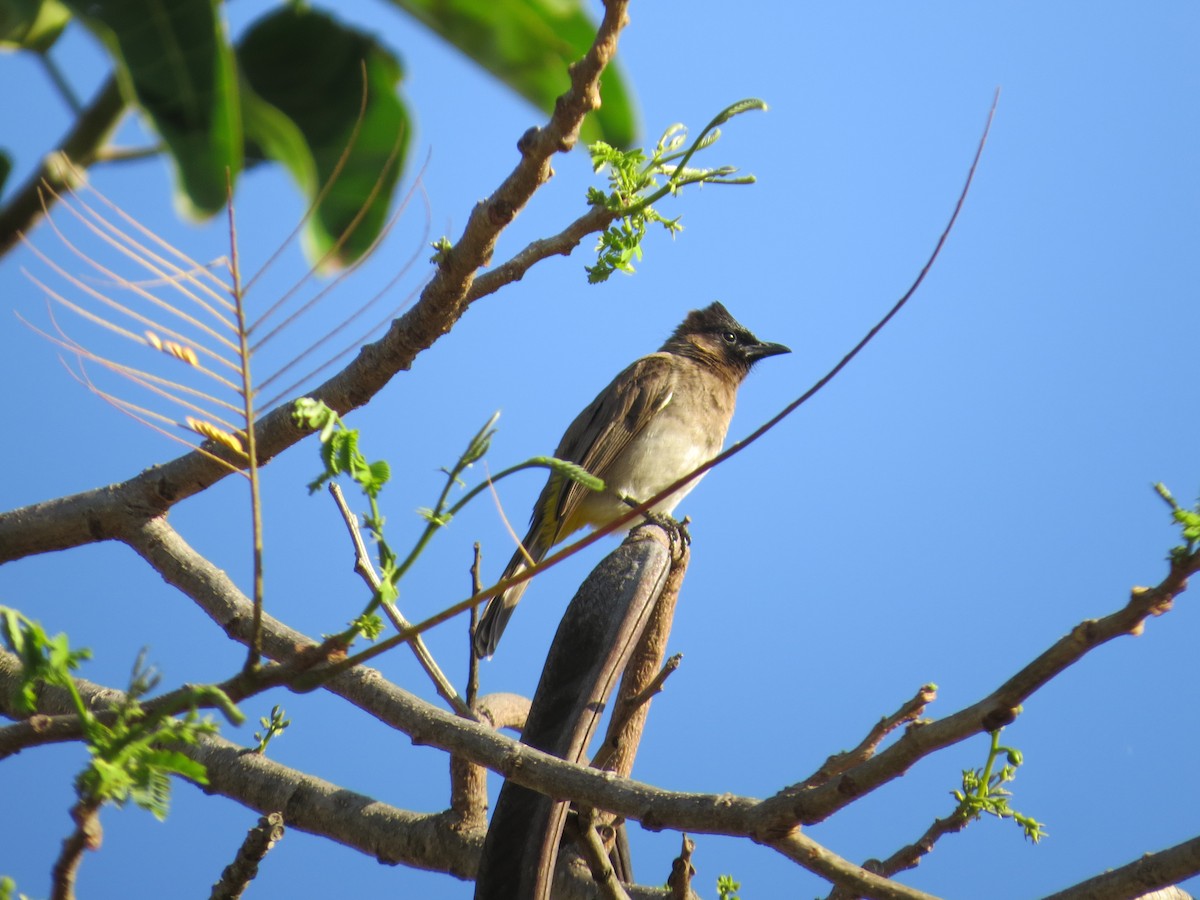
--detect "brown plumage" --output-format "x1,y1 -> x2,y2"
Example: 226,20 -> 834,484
474,302 -> 789,658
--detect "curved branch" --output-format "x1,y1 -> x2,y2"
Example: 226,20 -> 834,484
758,553 -> 1197,831
0,650 -> 676,899
10,516 -> 1197,896
8,511 -> 1193,862
126,514 -> 1200,881
0,0 -> 635,564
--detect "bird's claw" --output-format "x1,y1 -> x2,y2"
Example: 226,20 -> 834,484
642,510 -> 691,551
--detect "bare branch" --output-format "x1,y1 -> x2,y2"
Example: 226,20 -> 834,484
0,0 -> 636,565
666,834 -> 695,900
801,684 -> 938,790
827,809 -> 971,900
326,481 -> 472,717
0,649 -> 668,899
210,812 -> 285,900
1039,837 -> 1200,900
49,796 -> 102,900
757,550 -> 1199,832
464,204 -> 615,305
108,511 -> 1200,894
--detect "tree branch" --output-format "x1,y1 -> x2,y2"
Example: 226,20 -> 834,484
210,812 -> 285,900
0,0 -> 635,564
826,809 -> 971,900
49,796 -> 102,900
9,509 -> 1195,895
108,512 -> 1200,897
0,77 -> 125,256
1039,836 -> 1200,900
800,684 -> 938,790
326,481 -> 472,717
756,550 -> 1199,833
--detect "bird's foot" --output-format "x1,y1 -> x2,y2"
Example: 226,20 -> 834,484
620,495 -> 691,550
642,510 -> 691,551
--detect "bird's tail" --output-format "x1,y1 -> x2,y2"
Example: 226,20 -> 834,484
473,545 -> 536,659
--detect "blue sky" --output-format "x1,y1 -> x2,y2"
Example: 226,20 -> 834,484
2,2 -> 1199,898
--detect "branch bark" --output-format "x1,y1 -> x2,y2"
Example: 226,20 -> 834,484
0,0 -> 635,565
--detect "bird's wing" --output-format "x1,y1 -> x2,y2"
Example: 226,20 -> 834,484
547,352 -> 678,538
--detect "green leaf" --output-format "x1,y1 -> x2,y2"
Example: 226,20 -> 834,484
140,748 -> 209,786
64,0 -> 242,216
237,6 -> 411,267
530,456 -> 605,492
0,0 -> 70,51
367,459 -> 391,492
239,73 -> 315,190
386,0 -> 636,147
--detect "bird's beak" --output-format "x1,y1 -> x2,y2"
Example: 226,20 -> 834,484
746,340 -> 791,362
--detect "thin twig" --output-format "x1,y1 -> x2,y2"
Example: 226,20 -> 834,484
568,809 -> 633,900
37,52 -> 83,114
468,542 -> 482,709
666,834 -> 695,900
326,483 -> 473,718
591,653 -> 682,772
49,796 -> 102,900
826,809 -> 971,900
319,90 -> 1003,670
228,179 -> 266,674
801,684 -> 938,789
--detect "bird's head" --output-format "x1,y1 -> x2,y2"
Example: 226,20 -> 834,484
662,301 -> 791,379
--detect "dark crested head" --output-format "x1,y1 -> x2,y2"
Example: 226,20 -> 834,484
662,301 -> 790,376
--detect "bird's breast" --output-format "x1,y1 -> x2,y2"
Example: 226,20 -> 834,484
577,375 -> 735,526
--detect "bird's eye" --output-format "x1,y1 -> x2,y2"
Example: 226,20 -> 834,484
721,331 -> 738,345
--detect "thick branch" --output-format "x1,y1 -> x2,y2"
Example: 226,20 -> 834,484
106,514 -> 1200,897
0,0 -> 634,564
10,512 -> 1196,894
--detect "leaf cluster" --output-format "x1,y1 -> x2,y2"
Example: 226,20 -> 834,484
296,398 -> 391,500
295,399 -> 605,639
1,610 -> 240,821
952,728 -> 1047,844
252,704 -> 291,755
585,98 -> 766,283
2,0 -> 637,265
0,875 -> 25,900
1155,482 -> 1200,563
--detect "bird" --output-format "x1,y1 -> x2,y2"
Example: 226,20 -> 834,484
473,301 -> 790,658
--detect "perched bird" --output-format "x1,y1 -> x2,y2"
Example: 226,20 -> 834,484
473,302 -> 789,658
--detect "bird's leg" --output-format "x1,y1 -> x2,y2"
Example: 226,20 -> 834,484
620,494 -> 692,549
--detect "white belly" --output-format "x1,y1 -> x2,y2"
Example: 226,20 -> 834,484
577,394 -> 728,526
